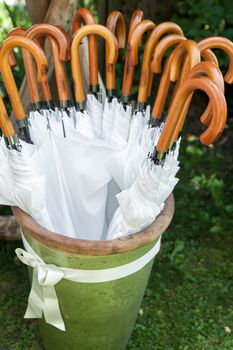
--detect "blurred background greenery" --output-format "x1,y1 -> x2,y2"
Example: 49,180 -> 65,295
0,0 -> 233,349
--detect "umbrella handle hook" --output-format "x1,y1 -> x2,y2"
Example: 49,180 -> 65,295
156,77 -> 227,154
0,35 -> 48,121
106,11 -> 126,96
72,8 -> 98,93
137,23 -> 184,106
6,27 -> 42,108
122,19 -> 155,103
150,35 -> 186,120
172,61 -> 225,142
26,24 -> 70,107
127,10 -> 144,45
71,24 -> 118,109
197,36 -> 233,125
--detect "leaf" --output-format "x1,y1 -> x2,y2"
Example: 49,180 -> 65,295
170,240 -> 185,263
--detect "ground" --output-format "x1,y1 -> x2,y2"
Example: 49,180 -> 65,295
0,131 -> 233,350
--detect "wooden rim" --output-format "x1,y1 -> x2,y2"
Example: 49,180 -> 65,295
12,194 -> 175,256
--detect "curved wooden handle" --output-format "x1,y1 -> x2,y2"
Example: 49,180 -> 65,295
7,27 -> 41,104
72,8 -> 98,88
0,44 -> 16,66
134,22 -> 184,67
122,20 -> 155,98
127,20 -> 155,65
138,23 -> 184,103
200,48 -> 220,126
71,24 -> 118,103
0,36 -> 48,120
27,24 -> 69,61
1,36 -> 49,81
198,36 -> 233,84
151,35 -> 186,73
27,24 -> 70,103
163,40 -> 201,117
151,36 -> 186,119
106,11 -> 126,92
48,37 -> 70,102
171,61 -> 225,141
0,96 -> 15,137
202,48 -> 219,65
106,11 -> 126,49
127,10 -> 144,44
72,7 -> 95,33
180,45 -> 225,127
200,48 -> 220,124
151,54 -> 174,119
188,62 -> 224,88
156,77 -> 227,153
169,40 -> 201,82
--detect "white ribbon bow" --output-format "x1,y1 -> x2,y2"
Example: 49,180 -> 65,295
16,248 -> 65,331
16,233 -> 161,331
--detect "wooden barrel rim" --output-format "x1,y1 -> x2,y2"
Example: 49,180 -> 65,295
12,194 -> 174,256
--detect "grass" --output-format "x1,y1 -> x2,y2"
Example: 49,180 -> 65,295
0,134 -> 233,350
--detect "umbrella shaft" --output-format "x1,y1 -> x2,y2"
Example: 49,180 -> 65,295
5,135 -> 21,151
30,102 -> 42,111
107,89 -> 116,98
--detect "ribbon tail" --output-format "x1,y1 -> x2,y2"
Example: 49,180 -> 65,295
43,286 -> 65,331
25,267 -> 43,319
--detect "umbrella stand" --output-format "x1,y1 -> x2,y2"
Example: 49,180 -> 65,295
12,194 -> 174,350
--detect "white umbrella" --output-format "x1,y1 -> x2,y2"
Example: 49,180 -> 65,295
0,95 -> 54,231
105,23 -> 185,189
0,35 -> 82,237
103,20 -> 157,188
106,76 -> 227,239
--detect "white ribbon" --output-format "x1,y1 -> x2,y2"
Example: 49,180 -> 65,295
16,233 -> 161,331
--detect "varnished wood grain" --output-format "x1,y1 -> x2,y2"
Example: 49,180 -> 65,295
122,20 -> 155,98
106,11 -> 126,91
0,36 -> 48,120
71,24 -> 118,104
156,77 -> 227,152
72,8 -> 98,87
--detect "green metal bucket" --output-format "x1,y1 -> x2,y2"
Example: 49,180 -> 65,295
12,195 -> 174,350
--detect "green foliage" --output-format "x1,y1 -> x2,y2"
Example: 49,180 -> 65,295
0,1 -> 31,111
171,0 -> 233,74
191,173 -> 223,208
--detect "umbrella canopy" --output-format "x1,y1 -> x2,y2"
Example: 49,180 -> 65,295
106,75 -> 227,239
0,74 -> 54,231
